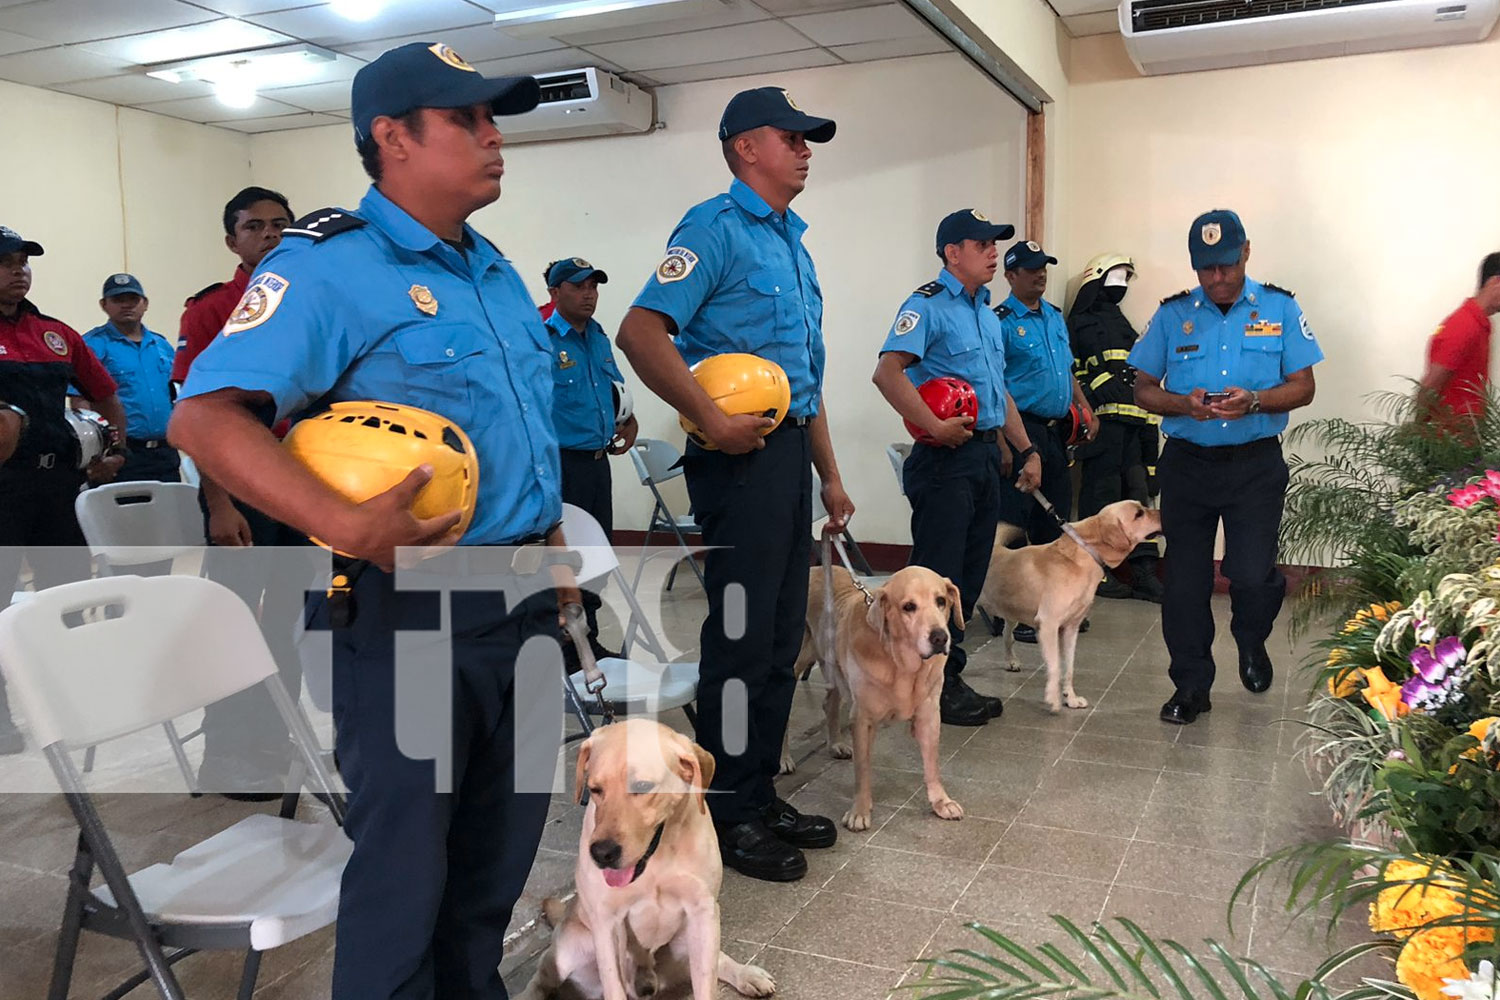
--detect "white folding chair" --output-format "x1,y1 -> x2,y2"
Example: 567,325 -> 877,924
628,438 -> 707,593
0,574 -> 347,1000
886,442 -> 911,495
560,503 -> 699,739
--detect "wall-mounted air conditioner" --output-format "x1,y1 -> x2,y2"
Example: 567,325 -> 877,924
1120,0 -> 1500,76
502,67 -> 655,144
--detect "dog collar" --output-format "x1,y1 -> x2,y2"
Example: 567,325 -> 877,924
1030,489 -> 1113,580
629,821 -> 666,884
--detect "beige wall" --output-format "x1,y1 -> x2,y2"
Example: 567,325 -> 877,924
250,52 -> 1029,542
2,79 -> 250,339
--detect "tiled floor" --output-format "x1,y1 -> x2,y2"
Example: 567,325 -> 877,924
0,586 -> 1380,999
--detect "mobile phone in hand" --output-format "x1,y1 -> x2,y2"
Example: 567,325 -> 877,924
1202,391 -> 1231,404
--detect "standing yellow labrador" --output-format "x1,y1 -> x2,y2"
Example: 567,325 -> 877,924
518,719 -> 774,1000
975,499 -> 1163,713
783,565 -> 965,832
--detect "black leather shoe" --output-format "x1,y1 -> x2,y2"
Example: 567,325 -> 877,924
1096,575 -> 1133,600
1013,623 -> 1038,644
1159,690 -> 1212,725
940,675 -> 991,726
1239,644 -> 1274,694
1079,618 -> 1090,634
716,820 -> 807,882
761,797 -> 837,849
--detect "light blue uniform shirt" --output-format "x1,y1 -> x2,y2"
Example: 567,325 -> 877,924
1128,277 -> 1324,447
996,294 -> 1073,419
632,178 -> 825,418
878,269 -> 1009,431
80,322 -> 175,439
179,186 -> 561,545
545,310 -> 624,451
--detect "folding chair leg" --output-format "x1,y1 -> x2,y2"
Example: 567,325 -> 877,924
161,721 -> 198,794
562,669 -> 596,743
82,745 -> 96,774
977,607 -> 1000,636
47,833 -> 93,1000
682,702 -> 698,730
236,948 -> 264,1000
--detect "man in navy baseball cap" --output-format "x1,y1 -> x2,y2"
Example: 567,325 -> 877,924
936,209 -> 1015,256
0,225 -> 43,257
717,86 -> 836,143
1188,209 -> 1247,270
1003,239 -> 1059,272
545,257 -> 609,288
350,41 -> 540,146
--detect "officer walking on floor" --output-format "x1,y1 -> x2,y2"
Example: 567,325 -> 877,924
1068,253 -> 1163,602
618,85 -> 855,883
169,42 -> 573,999
872,209 -> 1041,727
545,256 -> 637,663
1129,209 -> 1323,725
80,273 -> 180,482
995,239 -> 1098,643
1,226 -> 126,755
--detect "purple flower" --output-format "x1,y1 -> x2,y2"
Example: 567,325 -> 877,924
1402,636 -> 1470,712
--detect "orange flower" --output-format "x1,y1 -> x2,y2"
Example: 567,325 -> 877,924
1396,923 -> 1496,1000
1359,667 -> 1409,720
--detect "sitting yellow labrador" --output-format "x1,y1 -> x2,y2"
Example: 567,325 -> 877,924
518,719 -> 774,1000
975,499 -> 1163,714
783,565 -> 964,832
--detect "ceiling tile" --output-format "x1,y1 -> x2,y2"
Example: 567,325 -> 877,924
0,27 -> 47,56
334,21 -> 564,62
550,0 -> 769,46
584,19 -> 813,71
751,0 -> 879,12
208,111 -> 346,132
469,46 -> 615,77
187,0 -> 324,13
1049,0 -> 1115,15
644,46 -> 837,85
245,0 -> 494,45
830,35 -> 948,61
0,44 -> 133,85
0,0 -> 214,46
55,71 -> 214,105
138,92 -> 302,121
784,3 -> 927,46
1062,10 -> 1120,36
77,18 -> 295,65
258,78 -> 352,112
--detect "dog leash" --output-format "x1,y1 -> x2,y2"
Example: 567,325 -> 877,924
560,600 -> 616,726
1029,490 -> 1111,582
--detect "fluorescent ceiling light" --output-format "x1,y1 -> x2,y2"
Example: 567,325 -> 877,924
492,0 -> 729,38
328,0 -> 388,21
145,43 -> 336,90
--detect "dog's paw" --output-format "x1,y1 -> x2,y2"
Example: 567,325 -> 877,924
1064,693 -> 1090,710
829,742 -> 853,760
1045,697 -> 1062,714
778,753 -> 797,775
842,809 -> 871,832
931,797 -> 964,821
734,963 -> 776,997
1005,659 -> 1022,673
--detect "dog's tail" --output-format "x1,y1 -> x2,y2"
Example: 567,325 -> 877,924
994,521 -> 1027,550
541,896 -> 567,928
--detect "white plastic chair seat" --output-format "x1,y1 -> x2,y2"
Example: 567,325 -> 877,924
594,657 -> 699,715
93,813 -> 351,951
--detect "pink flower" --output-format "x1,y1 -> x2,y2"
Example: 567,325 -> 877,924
1448,484 -> 1488,508
1485,470 -> 1500,498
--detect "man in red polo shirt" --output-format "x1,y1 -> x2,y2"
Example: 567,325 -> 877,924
1420,252 -> 1500,420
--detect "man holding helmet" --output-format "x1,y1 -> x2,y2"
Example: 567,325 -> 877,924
169,42 -> 576,999
618,85 -> 855,883
872,209 -> 1041,727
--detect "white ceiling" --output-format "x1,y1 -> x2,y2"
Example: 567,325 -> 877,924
1049,0 -> 1120,38
0,0 -> 952,133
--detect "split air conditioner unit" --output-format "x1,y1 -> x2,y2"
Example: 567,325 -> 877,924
1120,0 -> 1500,76
501,67 -> 655,144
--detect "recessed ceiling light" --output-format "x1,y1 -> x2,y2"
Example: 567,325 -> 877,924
329,0 -> 389,21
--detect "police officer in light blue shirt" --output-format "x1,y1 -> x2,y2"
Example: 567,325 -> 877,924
80,273 -> 179,482
169,41 -> 575,1000
619,85 -> 855,883
1129,209 -> 1323,726
872,209 -> 1041,728
544,255 -> 636,661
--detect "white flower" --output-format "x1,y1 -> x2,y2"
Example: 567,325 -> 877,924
1442,960 -> 1499,1000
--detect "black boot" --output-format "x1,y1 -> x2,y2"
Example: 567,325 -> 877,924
1096,574 -> 1133,600
940,675 -> 992,726
1130,555 -> 1164,604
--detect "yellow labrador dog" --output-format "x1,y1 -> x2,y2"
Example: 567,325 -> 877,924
975,500 -> 1163,714
518,719 -> 774,1000
782,565 -> 964,832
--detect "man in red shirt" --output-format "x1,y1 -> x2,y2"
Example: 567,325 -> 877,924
0,225 -> 127,753
1420,252 -> 1500,420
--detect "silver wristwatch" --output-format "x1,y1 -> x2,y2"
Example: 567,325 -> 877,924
0,401 -> 28,433
1248,390 -> 1262,414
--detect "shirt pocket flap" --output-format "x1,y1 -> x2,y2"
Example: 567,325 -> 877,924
395,324 -> 488,366
746,268 -> 792,296
1242,335 -> 1284,353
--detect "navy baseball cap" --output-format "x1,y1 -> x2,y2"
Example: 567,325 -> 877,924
101,273 -> 144,299
936,210 -> 1015,253
1188,209 -> 1247,270
351,42 -> 541,146
0,225 -> 43,257
546,257 -> 609,288
1003,240 -> 1058,271
717,86 -> 835,143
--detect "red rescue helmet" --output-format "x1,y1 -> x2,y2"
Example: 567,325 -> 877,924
1065,403 -> 1093,446
905,376 -> 978,446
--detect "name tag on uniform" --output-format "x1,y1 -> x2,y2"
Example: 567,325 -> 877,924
558,350 -> 576,370
1244,322 -> 1282,337
1175,344 -> 1200,354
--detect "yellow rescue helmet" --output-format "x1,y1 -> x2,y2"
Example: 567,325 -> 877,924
678,353 -> 791,450
1081,252 -> 1135,284
283,401 -> 479,553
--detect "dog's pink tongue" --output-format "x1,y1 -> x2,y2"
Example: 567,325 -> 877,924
602,866 -> 634,889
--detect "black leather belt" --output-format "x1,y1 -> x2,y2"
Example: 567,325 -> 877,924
770,415 -> 812,434
128,437 -> 169,450
561,447 -> 608,461
1169,436 -> 1280,462
1020,411 -> 1067,429
506,520 -> 563,547
977,429 -> 1000,443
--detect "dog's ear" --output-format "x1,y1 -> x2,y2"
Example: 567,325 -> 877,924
676,739 -> 716,814
1104,509 -> 1136,560
574,739 -> 592,805
944,579 -> 965,630
865,586 -> 889,643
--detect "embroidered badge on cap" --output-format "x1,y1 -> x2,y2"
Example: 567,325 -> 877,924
1026,241 -> 1041,252
409,284 -> 438,316
781,89 -> 801,110
428,43 -> 476,72
893,310 -> 920,335
971,210 -> 989,222
571,257 -> 591,268
655,247 -> 698,284
113,274 -> 130,285
1201,223 -> 1222,246
223,272 -> 289,335
44,330 -> 68,356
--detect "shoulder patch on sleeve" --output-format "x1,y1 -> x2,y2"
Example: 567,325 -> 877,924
282,208 -> 366,242
993,304 -> 1012,319
1159,289 -> 1192,305
913,281 -> 944,298
186,281 -> 225,305
1263,282 -> 1296,298
222,272 -> 290,335
654,246 -> 699,284
892,310 -> 921,336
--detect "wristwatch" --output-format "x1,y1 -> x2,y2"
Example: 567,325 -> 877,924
1248,390 -> 1262,414
0,400 -> 28,434
1016,444 -> 1038,463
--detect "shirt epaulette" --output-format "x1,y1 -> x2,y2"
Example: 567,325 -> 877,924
185,281 -> 224,305
282,208 -> 366,242
913,281 -> 944,298
1160,289 -> 1192,305
1263,282 -> 1296,298
993,304 -> 1012,319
